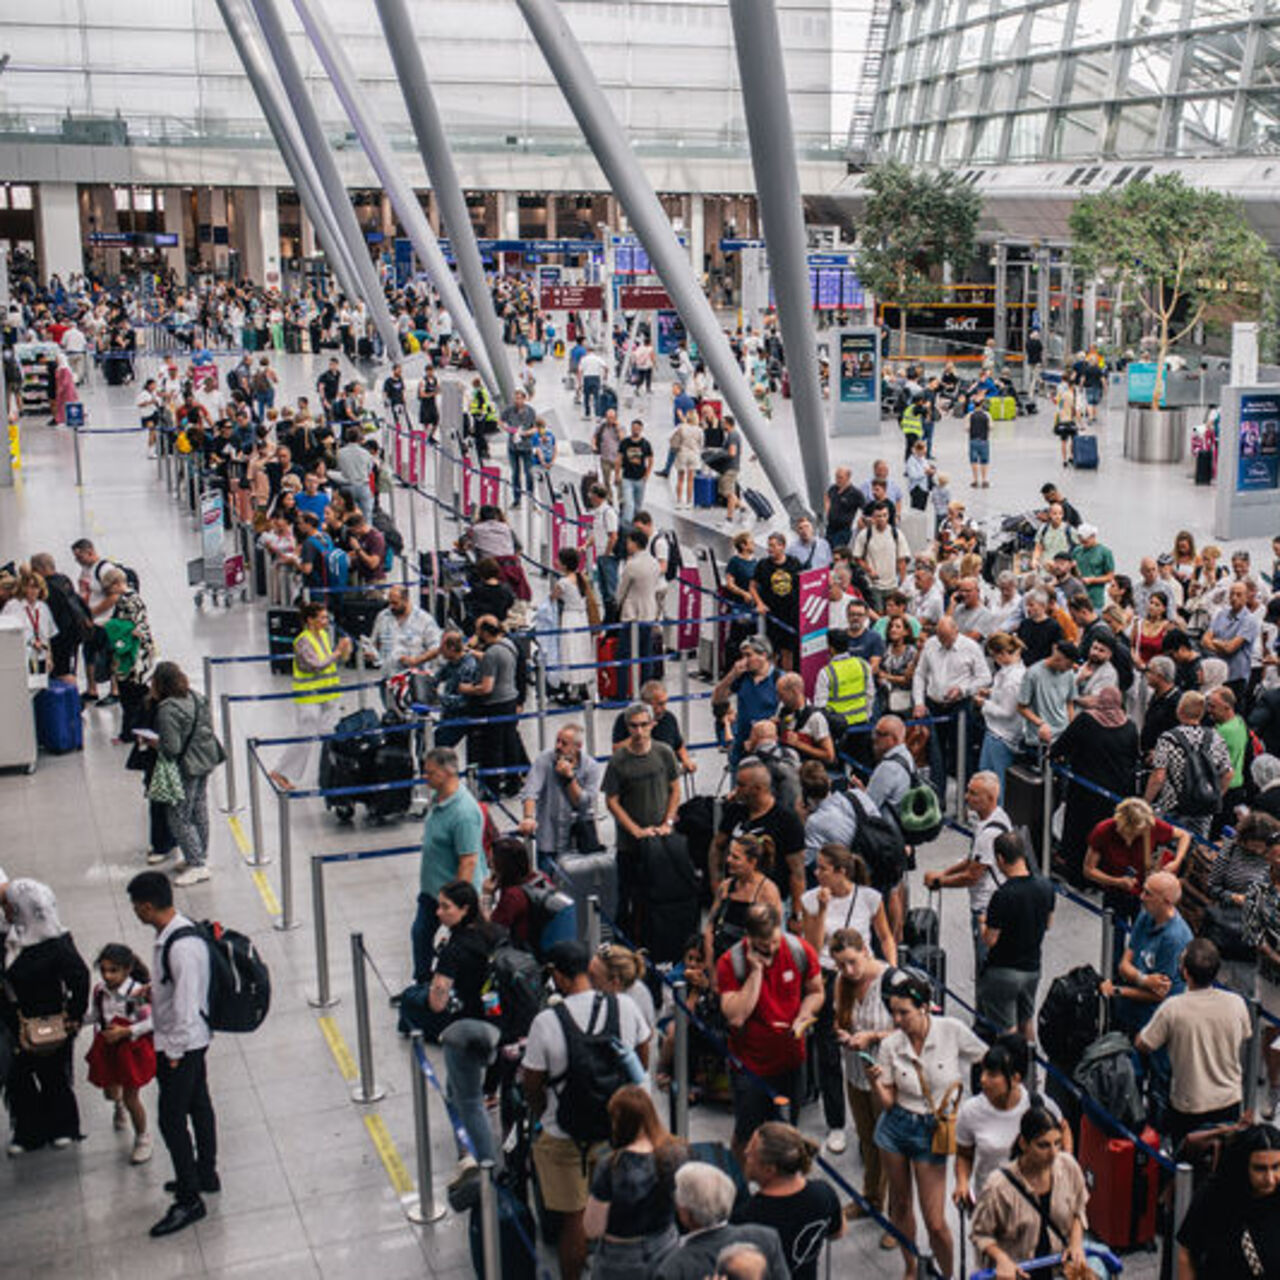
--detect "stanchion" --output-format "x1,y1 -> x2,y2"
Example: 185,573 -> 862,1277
478,1161 -> 502,1275
72,425 -> 83,488
350,932 -> 386,1102
308,858 -> 338,1009
1245,996 -> 1263,1115
583,696 -> 597,760
274,794 -> 300,931
629,621 -> 640,701
203,654 -> 214,704
355,645 -> 370,710
679,651 -> 692,745
672,979 -> 690,1138
1039,746 -> 1054,875
405,1031 -> 446,1223
587,893 -> 602,953
247,740 -> 270,866
219,693 -> 239,812
1099,908 -> 1115,1032
954,706 -> 968,821
1168,1160 -> 1194,1275
535,655 -> 549,754
429,484 -> 440,561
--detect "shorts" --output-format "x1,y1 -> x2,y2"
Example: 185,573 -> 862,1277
729,1065 -> 798,1144
976,966 -> 1040,1033
1085,385 -> 1102,407
1053,421 -> 1078,439
968,438 -> 989,465
531,1132 -> 607,1213
874,1103 -> 946,1165
719,468 -> 740,499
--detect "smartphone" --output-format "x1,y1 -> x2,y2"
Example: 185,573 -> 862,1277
857,1050 -> 879,1068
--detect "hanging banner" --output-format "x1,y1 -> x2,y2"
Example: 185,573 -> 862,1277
478,466 -> 501,508
798,566 -> 831,699
676,567 -> 702,653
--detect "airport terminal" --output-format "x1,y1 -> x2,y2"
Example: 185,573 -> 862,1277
1,3 -> 1279,1278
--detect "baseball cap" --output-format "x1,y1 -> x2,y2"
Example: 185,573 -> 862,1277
1077,523 -> 1097,539
545,940 -> 591,978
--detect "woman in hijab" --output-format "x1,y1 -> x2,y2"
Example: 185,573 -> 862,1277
2,879 -> 90,1154
1252,755 -> 1280,821
1050,685 -> 1141,887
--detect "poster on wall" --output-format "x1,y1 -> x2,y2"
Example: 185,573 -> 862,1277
839,332 -> 877,403
1236,392 -> 1280,493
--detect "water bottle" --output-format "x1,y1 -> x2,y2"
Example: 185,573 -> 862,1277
613,1036 -> 646,1085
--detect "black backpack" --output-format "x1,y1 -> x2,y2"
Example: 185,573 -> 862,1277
657,530 -> 683,582
161,920 -> 271,1033
1175,729 -> 1222,816
801,702 -> 848,743
1037,964 -> 1101,1070
488,943 -> 545,1043
552,993 -> 632,1148
1073,1031 -> 1146,1133
846,789 -> 908,892
96,559 -> 140,593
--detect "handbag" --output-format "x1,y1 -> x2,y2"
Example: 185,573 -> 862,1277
1202,901 -> 1254,961
147,754 -> 185,805
912,1061 -> 963,1156
18,1011 -> 69,1056
569,813 -> 603,854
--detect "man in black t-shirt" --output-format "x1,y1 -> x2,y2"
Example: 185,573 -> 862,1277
750,533 -> 802,672
712,761 -> 807,916
618,419 -> 653,525
976,831 -> 1054,1040
824,466 -> 864,548
316,357 -> 341,419
967,399 -> 991,488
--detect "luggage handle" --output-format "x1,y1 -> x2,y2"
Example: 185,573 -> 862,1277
968,1245 -> 1123,1279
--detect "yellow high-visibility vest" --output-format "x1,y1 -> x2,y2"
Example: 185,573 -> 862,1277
825,655 -> 871,723
901,404 -> 924,438
292,628 -> 340,704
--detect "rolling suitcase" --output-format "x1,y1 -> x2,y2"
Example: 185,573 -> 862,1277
694,472 -> 718,509
1079,1114 -> 1160,1249
742,488 -> 774,521
597,634 -> 621,701
34,684 -> 83,754
268,608 -> 301,675
1194,449 -> 1214,485
906,943 -> 947,1011
364,739 -> 415,821
552,850 -> 619,941
1004,763 -> 1048,863
1072,432 -> 1099,469
988,394 -> 1017,422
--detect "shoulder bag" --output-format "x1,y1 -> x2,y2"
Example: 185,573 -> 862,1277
911,1059 -> 963,1156
147,697 -> 201,803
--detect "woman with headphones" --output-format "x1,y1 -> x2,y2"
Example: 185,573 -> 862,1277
866,966 -> 986,1280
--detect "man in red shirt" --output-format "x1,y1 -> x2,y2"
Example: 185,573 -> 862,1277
717,903 -> 824,1165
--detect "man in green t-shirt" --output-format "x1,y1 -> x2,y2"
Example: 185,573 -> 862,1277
414,747 -> 487,981
1209,686 -> 1250,835
1071,523 -> 1116,611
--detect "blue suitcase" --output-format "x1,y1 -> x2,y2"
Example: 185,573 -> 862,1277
694,471 -> 718,508
34,684 -> 83,754
526,340 -> 544,362
1072,433 -> 1099,469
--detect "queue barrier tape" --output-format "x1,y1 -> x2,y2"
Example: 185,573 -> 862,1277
969,1247 -> 1123,1279
314,843 -> 419,866
227,680 -> 387,705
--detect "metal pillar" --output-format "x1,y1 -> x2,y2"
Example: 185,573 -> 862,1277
350,933 -> 386,1102
672,979 -> 690,1138
515,0 -> 808,520
374,0 -> 515,408
406,1032 -> 446,1222
215,0 -> 361,300
274,793 -> 300,931
307,858 -> 337,1009
294,0 -> 504,404
728,0 -> 830,516
994,241 -> 1008,367
250,0 -> 401,359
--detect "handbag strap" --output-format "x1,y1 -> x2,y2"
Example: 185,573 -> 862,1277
999,1166 -> 1066,1251
910,1057 -> 962,1119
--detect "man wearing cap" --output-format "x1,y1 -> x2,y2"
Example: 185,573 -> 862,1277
713,636 -> 782,768
1037,483 -> 1082,528
1071,525 -> 1114,611
521,940 -> 651,1279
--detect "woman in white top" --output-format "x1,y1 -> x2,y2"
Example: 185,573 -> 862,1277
868,966 -> 986,1280
551,546 -> 598,704
975,632 -> 1027,802
2,567 -> 59,672
669,411 -> 704,510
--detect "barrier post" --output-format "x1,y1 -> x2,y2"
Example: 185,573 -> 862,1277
1245,996 -> 1263,1115
1099,907 -> 1116,985
583,695 -> 597,760
308,857 -> 338,1008
203,654 -> 214,704
247,739 -> 270,866
587,893 -> 602,953
535,655 -> 549,754
405,1031 -> 446,1223
478,1161 -> 502,1276
409,483 -> 421,561
219,693 -> 238,812
72,423 -> 83,488
349,932 -> 385,1101
1039,747 -> 1054,875
355,645 -> 370,711
672,979 -> 690,1138
629,621 -> 640,700
679,651 -> 692,745
429,484 -> 441,561
954,706 -> 968,821
1169,1161 -> 1194,1275
274,794 -> 300,931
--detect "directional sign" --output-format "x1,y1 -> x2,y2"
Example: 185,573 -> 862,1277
619,284 -> 673,310
540,283 -> 605,312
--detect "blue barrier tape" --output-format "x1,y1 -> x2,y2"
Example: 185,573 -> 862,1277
969,1247 -> 1123,1279
227,680 -> 385,704
67,424 -> 150,435
314,844 -> 418,866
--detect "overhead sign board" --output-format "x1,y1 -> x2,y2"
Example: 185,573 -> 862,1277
540,283 -> 605,312
619,284 -> 674,310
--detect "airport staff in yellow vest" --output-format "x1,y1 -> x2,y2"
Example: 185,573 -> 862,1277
270,601 -> 350,790
900,395 -> 925,462
814,631 -> 875,766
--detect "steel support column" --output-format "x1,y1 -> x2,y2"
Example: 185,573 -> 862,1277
292,0 -> 503,402
250,0 -> 401,361
515,0 -> 807,519
216,0 -> 361,301
728,0 -> 829,517
375,0 -> 515,408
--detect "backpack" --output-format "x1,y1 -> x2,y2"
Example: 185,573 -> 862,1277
95,559 -> 140,593
1175,728 -> 1222,816
1111,631 -> 1135,694
1037,964 -> 1101,1070
552,993 -> 632,1148
519,876 -> 576,960
754,749 -> 801,816
885,756 -> 943,845
801,703 -> 847,743
325,545 -> 350,593
657,530 -> 683,582
1072,1031 -> 1146,1133
487,944 -> 545,1043
729,932 -> 811,984
846,789 -> 909,892
502,634 -> 532,705
161,920 -> 271,1033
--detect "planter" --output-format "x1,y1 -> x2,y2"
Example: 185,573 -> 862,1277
1123,406 -> 1187,464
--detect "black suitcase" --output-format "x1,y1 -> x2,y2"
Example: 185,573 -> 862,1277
339,595 -> 383,645
268,607 -> 301,675
551,850 -> 618,940
903,906 -> 939,950
906,943 -> 947,1012
1194,450 -> 1214,486
742,488 -> 774,520
365,740 -> 415,821
1004,763 -> 1048,862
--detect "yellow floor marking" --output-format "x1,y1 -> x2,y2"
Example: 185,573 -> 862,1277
317,1015 -> 359,1081
226,814 -> 252,859
250,868 -> 281,917
363,1112 -> 414,1197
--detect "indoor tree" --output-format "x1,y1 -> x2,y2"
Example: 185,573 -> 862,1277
855,160 -> 983,358
1069,173 -> 1275,408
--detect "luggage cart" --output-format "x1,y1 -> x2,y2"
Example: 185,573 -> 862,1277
189,486 -> 249,608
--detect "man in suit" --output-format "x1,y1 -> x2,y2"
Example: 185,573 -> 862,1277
615,527 -> 662,685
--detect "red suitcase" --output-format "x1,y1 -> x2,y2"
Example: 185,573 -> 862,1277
597,635 -> 620,701
1078,1114 -> 1160,1249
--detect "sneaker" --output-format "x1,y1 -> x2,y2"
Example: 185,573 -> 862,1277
51,1137 -> 73,1150
131,1133 -> 154,1164
173,866 -> 211,886
826,1128 -> 847,1155
7,1142 -> 28,1157
113,1101 -> 128,1132
146,850 -> 173,866
447,1155 -> 480,1195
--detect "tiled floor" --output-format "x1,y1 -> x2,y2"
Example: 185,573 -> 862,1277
0,342 -> 1199,1277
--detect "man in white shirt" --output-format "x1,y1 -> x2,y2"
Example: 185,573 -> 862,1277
577,347 -> 607,418
912,617 -> 991,798
370,585 -> 440,671
852,502 -> 911,612
61,320 -> 88,383
905,559 -> 946,631
586,483 -> 620,606
127,872 -> 217,1238
335,426 -> 377,518
70,536 -> 120,705
522,940 -> 651,1279
786,516 -> 833,571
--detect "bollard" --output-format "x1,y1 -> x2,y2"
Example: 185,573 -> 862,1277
246,739 -> 270,866
535,655 -> 549,754
583,695 -> 598,761
587,893 -> 602,953
629,620 -> 640,701
308,858 -> 338,1009
355,645 -> 369,711
478,1161 -> 502,1276
1169,1160 -> 1194,1273
219,692 -> 238,812
1245,996 -> 1263,1115
954,706 -> 968,821
1039,747 -> 1054,875
1099,907 -> 1116,987
405,1031 -> 446,1223
679,651 -> 692,745
349,932 -> 386,1100
672,979 -> 690,1139
203,654 -> 214,705
72,423 -> 83,488
274,793 -> 300,931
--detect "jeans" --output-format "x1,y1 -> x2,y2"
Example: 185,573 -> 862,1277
926,696 -> 973,801
252,389 -> 274,424
814,970 -> 845,1129
977,732 -> 1018,803
168,772 -> 210,867
156,1048 -> 217,1204
970,908 -> 989,979
581,375 -> 601,418
440,1019 -> 500,1163
508,445 -> 535,504
620,476 -> 647,525
412,891 -> 440,984
597,555 -> 620,608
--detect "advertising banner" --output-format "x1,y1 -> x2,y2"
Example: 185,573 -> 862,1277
1236,391 -> 1280,493
798,567 -> 831,699
839,332 -> 877,403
